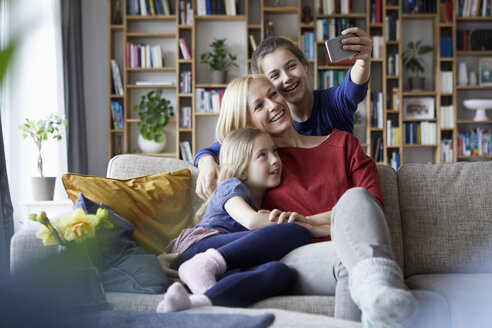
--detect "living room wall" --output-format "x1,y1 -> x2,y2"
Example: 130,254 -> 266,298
81,0 -> 109,177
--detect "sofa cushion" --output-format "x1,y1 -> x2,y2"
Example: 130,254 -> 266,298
398,162 -> 492,276
376,165 -> 404,270
407,273 -> 492,328
75,193 -> 170,294
107,155 -> 203,223
62,169 -> 191,254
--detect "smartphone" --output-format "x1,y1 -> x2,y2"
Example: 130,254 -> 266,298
325,33 -> 359,63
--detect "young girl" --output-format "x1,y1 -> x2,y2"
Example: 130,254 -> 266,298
194,27 -> 372,200
157,128 -> 313,313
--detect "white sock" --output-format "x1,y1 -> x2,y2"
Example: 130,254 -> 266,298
156,282 -> 212,313
349,257 -> 417,328
179,248 -> 227,294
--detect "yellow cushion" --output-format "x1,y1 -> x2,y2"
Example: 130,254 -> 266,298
62,169 -> 191,255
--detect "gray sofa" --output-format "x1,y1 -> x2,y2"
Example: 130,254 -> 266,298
11,155 -> 492,327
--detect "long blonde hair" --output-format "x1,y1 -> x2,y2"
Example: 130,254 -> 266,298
194,128 -> 266,224
215,74 -> 273,143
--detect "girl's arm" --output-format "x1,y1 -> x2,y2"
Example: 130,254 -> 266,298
194,142 -> 221,200
261,209 -> 332,238
341,27 -> 372,85
224,196 -> 276,230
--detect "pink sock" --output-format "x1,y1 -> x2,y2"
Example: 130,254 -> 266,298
156,282 -> 211,313
178,248 -> 227,294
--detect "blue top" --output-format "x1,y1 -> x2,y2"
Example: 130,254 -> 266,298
193,69 -> 368,165
196,178 -> 256,233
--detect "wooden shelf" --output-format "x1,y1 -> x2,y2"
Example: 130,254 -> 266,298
263,7 -> 298,13
126,32 -> 176,38
126,67 -> 176,72
126,15 -> 176,21
195,15 -> 246,21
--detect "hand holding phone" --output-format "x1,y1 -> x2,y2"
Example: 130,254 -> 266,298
325,33 -> 359,63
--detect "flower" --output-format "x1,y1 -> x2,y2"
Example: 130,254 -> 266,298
29,208 -> 113,246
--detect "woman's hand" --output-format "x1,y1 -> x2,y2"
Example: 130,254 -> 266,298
157,252 -> 181,283
342,27 -> 372,84
196,156 -> 219,200
263,209 -> 307,224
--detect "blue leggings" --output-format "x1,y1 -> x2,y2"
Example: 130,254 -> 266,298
173,223 -> 312,307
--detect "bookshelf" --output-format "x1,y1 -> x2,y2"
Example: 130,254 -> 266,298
108,0 -> 492,166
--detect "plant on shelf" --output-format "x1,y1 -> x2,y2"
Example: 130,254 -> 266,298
402,40 -> 433,91
200,38 -> 238,83
133,88 -> 174,153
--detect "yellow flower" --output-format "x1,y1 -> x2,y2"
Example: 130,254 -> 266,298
35,218 -> 61,246
59,208 -> 97,244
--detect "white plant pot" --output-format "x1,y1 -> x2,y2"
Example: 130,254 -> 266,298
138,133 -> 166,153
31,176 -> 56,201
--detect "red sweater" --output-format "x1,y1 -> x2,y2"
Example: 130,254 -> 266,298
263,129 -> 384,217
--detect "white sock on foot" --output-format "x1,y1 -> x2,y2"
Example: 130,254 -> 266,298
179,248 -> 226,294
156,282 -> 211,313
349,258 -> 417,328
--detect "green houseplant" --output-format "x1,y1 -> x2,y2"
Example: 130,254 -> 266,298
402,40 -> 433,91
133,88 -> 174,153
18,114 -> 67,200
200,38 -> 238,83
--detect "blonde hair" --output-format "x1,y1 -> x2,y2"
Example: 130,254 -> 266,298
194,128 -> 266,224
215,74 -> 273,143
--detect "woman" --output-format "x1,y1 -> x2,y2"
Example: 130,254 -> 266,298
194,27 -> 372,200
209,75 -> 417,328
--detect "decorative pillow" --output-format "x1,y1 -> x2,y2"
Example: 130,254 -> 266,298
62,169 -> 191,255
76,193 -> 169,294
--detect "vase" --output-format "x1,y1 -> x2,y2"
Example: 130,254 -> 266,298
138,133 -> 166,153
211,70 -> 227,84
56,245 -> 112,313
409,77 -> 425,91
458,62 -> 468,86
31,176 -> 56,201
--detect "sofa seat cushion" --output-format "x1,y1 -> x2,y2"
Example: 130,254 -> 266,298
407,273 -> 492,328
62,169 -> 191,254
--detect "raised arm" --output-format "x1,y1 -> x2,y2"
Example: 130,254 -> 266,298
194,142 -> 221,200
342,27 -> 372,85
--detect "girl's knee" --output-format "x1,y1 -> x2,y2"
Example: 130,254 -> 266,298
280,223 -> 312,244
266,261 -> 293,282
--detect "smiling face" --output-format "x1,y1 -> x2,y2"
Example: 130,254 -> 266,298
260,48 -> 309,105
244,132 -> 282,191
246,77 -> 293,137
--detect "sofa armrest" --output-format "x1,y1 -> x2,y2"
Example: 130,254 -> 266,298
10,227 -> 57,274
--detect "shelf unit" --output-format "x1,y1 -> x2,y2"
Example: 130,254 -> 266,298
108,0 -> 492,166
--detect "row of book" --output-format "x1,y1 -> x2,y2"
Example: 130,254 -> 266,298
179,38 -> 192,60
386,120 -> 401,146
439,71 -> 453,93
179,71 -> 192,94
402,0 -> 437,13
196,0 -> 237,16
373,137 -> 384,162
440,37 -> 453,58
389,151 -> 400,170
126,42 -> 164,68
179,106 -> 192,129
317,0 -> 352,15
111,59 -> 124,95
370,92 -> 384,129
110,101 -> 125,130
388,87 -> 400,111
440,105 -> 455,129
370,0 -> 382,24
441,138 -> 454,163
302,31 -> 315,60
456,29 -> 492,51
439,1 -> 454,23
195,88 -> 224,113
318,70 -> 347,89
372,36 -> 384,58
127,0 -> 172,16
404,122 -> 437,145
385,14 -> 399,41
457,0 -> 492,17
180,141 -> 193,163
457,129 -> 492,156
387,53 -> 400,76
179,0 -> 193,25
315,18 -> 356,42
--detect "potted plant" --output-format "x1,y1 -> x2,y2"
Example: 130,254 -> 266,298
18,114 -> 67,200
402,40 -> 433,91
200,38 -> 238,84
133,88 -> 174,153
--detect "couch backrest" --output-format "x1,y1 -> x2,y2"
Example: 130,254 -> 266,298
107,155 -> 203,226
397,162 -> 492,276
377,165 -> 404,271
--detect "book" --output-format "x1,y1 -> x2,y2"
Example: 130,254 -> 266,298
179,38 -> 191,60
180,141 -> 193,163
249,34 -> 257,52
110,59 -> 124,95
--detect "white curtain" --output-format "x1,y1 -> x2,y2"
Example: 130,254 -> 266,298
5,0 -> 67,231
